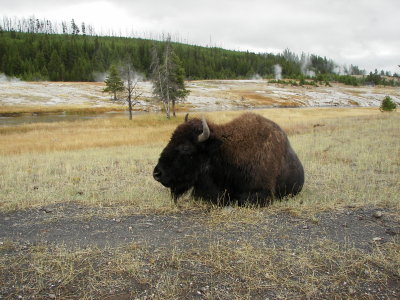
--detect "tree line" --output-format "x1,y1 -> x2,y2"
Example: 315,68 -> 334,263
1,16 -> 95,36
0,19 -> 399,85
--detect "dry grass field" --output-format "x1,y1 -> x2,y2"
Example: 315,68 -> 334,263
1,107 -> 399,299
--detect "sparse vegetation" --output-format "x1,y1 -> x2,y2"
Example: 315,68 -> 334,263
1,239 -> 399,299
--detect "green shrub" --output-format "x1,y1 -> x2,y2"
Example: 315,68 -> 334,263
380,96 -> 397,112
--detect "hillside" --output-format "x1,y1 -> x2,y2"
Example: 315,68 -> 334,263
0,31 -> 372,82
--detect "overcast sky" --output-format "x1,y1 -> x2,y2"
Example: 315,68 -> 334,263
2,0 -> 399,73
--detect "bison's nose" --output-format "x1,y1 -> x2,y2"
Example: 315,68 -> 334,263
153,166 -> 162,182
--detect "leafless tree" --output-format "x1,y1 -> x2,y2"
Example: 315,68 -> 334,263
151,44 -> 170,118
121,64 -> 142,120
150,36 -> 189,119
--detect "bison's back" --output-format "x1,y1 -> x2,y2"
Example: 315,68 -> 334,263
216,113 -> 287,167
213,113 -> 302,197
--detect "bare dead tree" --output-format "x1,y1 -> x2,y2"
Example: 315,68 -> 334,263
150,37 -> 189,119
122,64 -> 142,120
151,44 -> 170,118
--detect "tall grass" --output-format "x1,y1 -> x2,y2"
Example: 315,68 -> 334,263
0,107 -> 380,155
0,108 -> 398,212
0,104 -> 125,116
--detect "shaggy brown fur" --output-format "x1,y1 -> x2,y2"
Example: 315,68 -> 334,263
153,113 -> 304,205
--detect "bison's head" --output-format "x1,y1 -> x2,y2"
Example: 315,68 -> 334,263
153,115 -> 220,201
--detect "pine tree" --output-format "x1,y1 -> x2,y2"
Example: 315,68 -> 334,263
103,65 -> 124,100
48,50 -> 64,80
380,96 -> 397,112
168,51 -> 189,116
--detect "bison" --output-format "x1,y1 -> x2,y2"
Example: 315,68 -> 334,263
153,113 -> 304,205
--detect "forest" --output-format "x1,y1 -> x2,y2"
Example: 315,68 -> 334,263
0,17 -> 398,86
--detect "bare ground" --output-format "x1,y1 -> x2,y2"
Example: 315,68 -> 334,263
1,202 -> 399,299
1,203 -> 399,250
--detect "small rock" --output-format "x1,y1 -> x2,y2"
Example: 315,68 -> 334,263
39,207 -> 53,213
48,294 -> 56,299
302,225 -> 309,229
372,237 -> 383,242
373,211 -> 383,218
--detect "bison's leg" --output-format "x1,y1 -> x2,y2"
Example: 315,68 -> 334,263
236,189 -> 274,206
192,176 -> 225,204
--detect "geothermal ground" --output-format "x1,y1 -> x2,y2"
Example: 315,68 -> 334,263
1,79 -> 399,112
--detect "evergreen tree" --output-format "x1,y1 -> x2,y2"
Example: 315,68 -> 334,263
380,96 -> 397,112
168,51 -> 189,116
103,65 -> 124,100
48,50 -> 64,80
1,27 -> 397,85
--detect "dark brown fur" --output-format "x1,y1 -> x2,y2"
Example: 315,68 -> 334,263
153,113 -> 304,205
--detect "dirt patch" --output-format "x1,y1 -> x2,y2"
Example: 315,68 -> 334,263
1,203 -> 398,250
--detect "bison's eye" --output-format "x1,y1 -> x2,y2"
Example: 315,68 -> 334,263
178,143 -> 195,155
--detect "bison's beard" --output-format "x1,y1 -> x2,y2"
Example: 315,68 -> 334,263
168,164 -> 210,202
170,183 -> 192,202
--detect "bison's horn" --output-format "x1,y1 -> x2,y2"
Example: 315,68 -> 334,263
184,113 -> 189,122
198,116 -> 210,143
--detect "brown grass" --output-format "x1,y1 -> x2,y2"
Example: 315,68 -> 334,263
0,107 -> 398,213
0,104 -> 125,116
0,107 -> 379,156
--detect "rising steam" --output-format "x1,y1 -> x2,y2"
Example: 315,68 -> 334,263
274,64 -> 282,80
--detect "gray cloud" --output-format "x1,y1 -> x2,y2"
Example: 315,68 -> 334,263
1,0 -> 399,73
